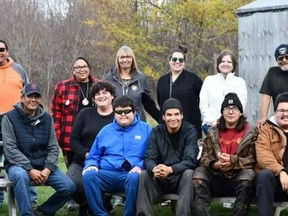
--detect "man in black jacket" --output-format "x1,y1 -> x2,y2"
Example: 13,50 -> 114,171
136,98 -> 199,216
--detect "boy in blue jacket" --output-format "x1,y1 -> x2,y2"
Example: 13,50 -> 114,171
82,95 -> 152,216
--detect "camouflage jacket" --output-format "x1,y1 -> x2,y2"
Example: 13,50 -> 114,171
196,126 -> 258,179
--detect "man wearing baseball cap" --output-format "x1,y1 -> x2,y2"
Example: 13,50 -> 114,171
2,83 -> 76,216
258,44 -> 288,128
193,93 -> 257,216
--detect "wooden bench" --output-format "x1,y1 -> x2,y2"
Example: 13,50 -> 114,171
0,177 -> 17,216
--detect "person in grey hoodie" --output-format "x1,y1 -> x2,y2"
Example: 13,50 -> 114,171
2,83 -> 76,216
104,45 -> 159,122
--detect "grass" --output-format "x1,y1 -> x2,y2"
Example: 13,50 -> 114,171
1,152 -> 288,215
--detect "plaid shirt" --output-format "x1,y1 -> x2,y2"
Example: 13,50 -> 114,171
51,75 -> 99,151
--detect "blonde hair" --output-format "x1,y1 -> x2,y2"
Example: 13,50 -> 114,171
115,45 -> 139,74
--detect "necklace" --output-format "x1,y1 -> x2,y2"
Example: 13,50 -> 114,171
79,82 -> 89,106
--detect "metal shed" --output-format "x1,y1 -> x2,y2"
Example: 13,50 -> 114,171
236,0 -> 288,125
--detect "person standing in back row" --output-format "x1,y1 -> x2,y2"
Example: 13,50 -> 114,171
157,45 -> 203,138
104,45 -> 159,123
258,44 -> 288,128
51,56 -> 99,210
200,50 -> 247,134
0,39 -> 30,208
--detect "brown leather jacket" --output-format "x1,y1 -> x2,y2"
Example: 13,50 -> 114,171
255,117 -> 286,175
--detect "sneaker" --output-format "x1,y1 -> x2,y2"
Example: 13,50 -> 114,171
111,196 -> 124,207
33,207 -> 44,216
31,201 -> 38,212
67,199 -> 79,212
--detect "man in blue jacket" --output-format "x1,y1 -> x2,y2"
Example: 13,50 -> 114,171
2,83 -> 76,216
82,95 -> 152,216
136,98 -> 199,216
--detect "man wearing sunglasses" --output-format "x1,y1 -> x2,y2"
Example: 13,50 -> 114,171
82,95 -> 152,216
0,39 -> 30,208
258,44 -> 288,128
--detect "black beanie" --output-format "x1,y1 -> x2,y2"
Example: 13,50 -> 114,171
221,93 -> 243,113
162,98 -> 183,114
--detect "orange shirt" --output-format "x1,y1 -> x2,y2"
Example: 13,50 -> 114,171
0,58 -> 26,114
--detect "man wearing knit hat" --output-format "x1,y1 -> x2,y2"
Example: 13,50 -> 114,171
258,44 -> 288,128
136,98 -> 199,216
193,93 -> 257,216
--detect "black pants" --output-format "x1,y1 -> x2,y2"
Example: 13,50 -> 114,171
194,167 -> 254,216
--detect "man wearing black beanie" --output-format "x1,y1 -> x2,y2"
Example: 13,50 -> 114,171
193,93 -> 258,216
137,98 -> 199,216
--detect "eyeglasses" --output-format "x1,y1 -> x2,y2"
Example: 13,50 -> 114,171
115,109 -> 133,115
276,109 -> 288,115
277,55 -> 288,62
73,65 -> 89,71
0,48 -> 6,52
171,57 -> 184,63
223,106 -> 240,113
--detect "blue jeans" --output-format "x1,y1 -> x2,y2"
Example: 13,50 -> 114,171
8,165 -> 76,216
83,169 -> 140,216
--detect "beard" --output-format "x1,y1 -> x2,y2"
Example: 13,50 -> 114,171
279,64 -> 288,71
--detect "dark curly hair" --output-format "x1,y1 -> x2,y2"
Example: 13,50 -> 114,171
90,81 -> 116,99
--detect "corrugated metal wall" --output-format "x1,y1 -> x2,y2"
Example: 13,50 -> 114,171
237,0 -> 288,125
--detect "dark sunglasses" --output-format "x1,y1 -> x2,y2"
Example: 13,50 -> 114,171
0,48 -> 6,52
171,57 -> 184,63
277,55 -> 288,62
115,109 -> 133,115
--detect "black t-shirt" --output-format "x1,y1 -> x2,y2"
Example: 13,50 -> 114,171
260,66 -> 288,108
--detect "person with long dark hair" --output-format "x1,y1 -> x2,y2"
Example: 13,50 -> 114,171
193,93 -> 257,216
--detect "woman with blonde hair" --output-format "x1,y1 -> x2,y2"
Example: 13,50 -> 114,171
104,45 -> 159,122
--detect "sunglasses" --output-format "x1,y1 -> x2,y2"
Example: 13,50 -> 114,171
277,55 -> 288,62
115,109 -> 133,115
0,48 -> 6,52
171,57 -> 184,63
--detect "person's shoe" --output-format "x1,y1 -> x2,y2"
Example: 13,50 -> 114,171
67,199 -> 79,212
111,196 -> 124,207
31,201 -> 38,211
33,207 -> 44,216
0,172 -> 5,178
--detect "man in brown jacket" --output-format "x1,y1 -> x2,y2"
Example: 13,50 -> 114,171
256,92 -> 288,216
193,93 -> 257,216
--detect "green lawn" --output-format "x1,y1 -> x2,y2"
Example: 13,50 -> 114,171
1,152 -> 288,215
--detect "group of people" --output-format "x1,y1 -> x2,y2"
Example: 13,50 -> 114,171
0,37 -> 288,216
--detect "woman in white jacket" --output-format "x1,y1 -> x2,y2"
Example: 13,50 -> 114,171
199,50 -> 247,134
